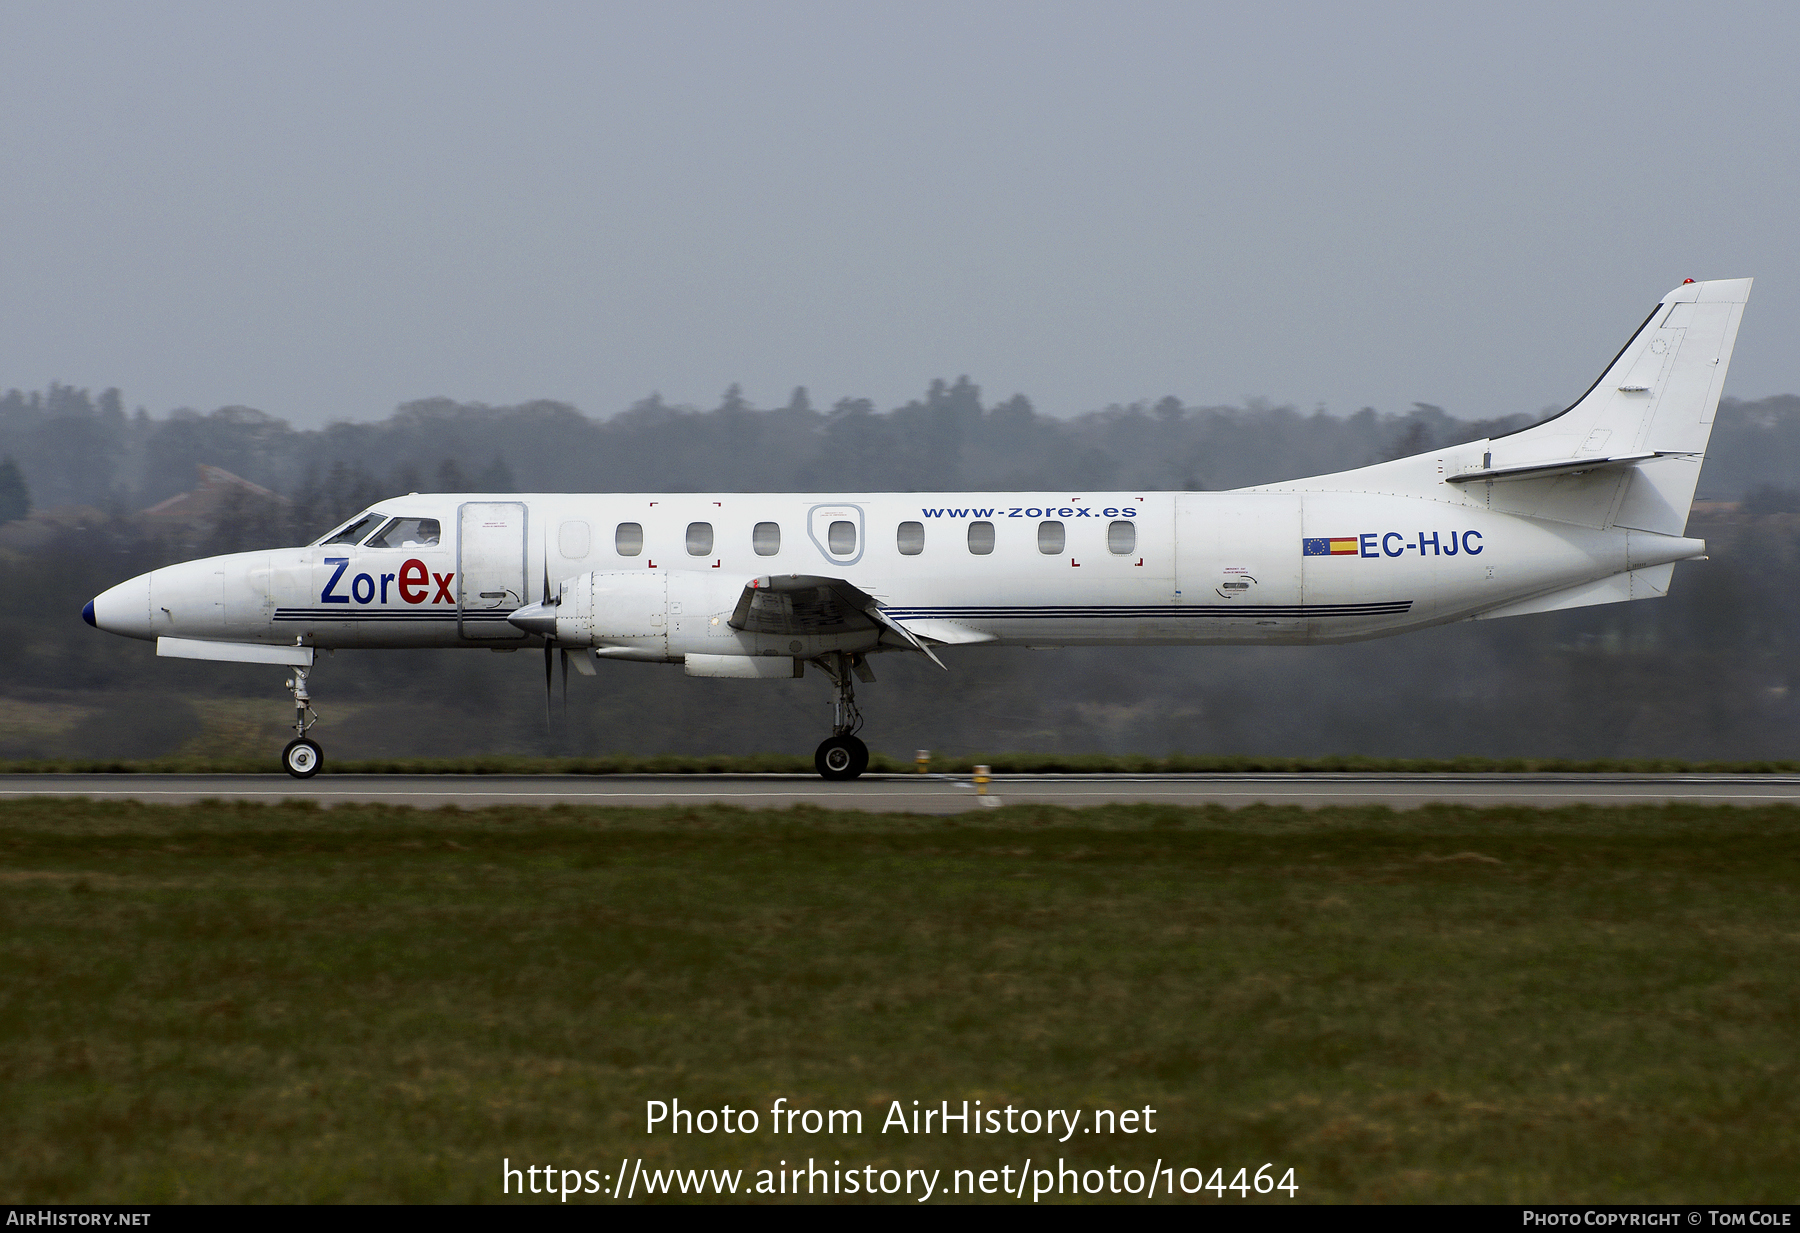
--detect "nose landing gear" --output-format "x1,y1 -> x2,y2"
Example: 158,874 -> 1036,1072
813,651 -> 871,781
281,665 -> 323,779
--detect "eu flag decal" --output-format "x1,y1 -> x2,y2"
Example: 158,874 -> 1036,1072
1303,537 -> 1361,556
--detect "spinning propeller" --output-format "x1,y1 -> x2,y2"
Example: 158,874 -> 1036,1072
537,565 -> 568,728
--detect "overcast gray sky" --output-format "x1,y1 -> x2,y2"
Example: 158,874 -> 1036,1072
2,1 -> 1795,426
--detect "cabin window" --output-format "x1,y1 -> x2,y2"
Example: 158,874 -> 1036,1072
558,521 -> 590,558
1037,520 -> 1065,554
687,522 -> 714,556
896,521 -> 925,555
828,520 -> 856,555
615,522 -> 643,556
320,512 -> 385,546
366,517 -> 441,549
967,521 -> 995,555
1108,520 -> 1136,555
752,522 -> 781,555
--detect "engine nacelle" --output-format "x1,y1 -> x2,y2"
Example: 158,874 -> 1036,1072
538,571 -> 881,665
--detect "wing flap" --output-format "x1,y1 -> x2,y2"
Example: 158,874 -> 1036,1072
728,574 -> 881,636
728,575 -> 946,669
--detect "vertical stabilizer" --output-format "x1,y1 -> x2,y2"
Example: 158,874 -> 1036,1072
1491,277 -> 1751,534
1251,278 -> 1751,533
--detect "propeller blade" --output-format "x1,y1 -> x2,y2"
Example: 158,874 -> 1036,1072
543,638 -> 554,728
542,560 -> 555,730
540,560 -> 564,731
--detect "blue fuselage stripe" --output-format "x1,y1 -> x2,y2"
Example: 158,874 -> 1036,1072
272,602 -> 1414,624
880,603 -> 1413,618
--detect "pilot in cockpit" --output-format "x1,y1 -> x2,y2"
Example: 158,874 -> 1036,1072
363,517 -> 441,549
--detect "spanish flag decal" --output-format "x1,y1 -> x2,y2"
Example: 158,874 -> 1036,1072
1302,537 -> 1360,556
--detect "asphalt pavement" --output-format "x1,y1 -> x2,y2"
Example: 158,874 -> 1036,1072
6,772 -> 1800,812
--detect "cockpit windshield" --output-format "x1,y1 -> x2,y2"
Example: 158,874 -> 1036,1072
317,512 -> 387,546
365,517 -> 441,548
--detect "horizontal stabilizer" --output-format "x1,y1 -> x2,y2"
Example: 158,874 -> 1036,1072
1445,451 -> 1680,485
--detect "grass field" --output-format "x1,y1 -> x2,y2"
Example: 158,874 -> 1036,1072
2,798 -> 1797,1203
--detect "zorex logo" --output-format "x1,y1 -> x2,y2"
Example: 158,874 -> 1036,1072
321,557 -> 455,604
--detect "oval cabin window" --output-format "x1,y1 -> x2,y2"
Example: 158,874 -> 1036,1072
752,522 -> 781,556
615,522 -> 644,556
687,522 -> 714,556
828,520 -> 856,555
967,521 -> 995,555
896,521 -> 925,556
1107,520 -> 1136,555
1037,521 -> 1065,554
559,521 -> 590,559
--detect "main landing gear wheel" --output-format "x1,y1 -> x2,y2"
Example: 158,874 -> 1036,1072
815,734 -> 869,781
813,651 -> 871,780
282,737 -> 323,779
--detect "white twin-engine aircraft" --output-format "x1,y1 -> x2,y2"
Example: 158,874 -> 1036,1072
86,278 -> 1750,780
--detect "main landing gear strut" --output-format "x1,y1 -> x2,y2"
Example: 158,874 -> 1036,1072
814,651 -> 872,780
281,665 -> 323,778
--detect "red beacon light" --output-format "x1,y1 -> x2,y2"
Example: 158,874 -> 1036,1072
1683,278 -> 1696,284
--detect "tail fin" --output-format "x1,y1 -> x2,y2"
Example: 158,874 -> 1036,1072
1490,277 -> 1751,534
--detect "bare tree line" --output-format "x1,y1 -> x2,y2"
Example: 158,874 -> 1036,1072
8,379 -> 1800,532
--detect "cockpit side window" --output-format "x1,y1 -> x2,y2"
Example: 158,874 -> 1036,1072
366,517 -> 442,549
319,512 -> 387,546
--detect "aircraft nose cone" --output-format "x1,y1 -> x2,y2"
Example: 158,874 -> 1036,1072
507,601 -> 558,637
88,573 -> 155,639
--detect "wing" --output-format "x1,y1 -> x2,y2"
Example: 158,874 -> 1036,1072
728,574 -> 946,669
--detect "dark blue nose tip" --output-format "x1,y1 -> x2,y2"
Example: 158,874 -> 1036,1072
82,600 -> 96,627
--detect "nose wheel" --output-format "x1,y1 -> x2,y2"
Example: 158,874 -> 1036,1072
281,663 -> 323,779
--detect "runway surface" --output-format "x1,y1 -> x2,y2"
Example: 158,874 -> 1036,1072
7,772 -> 1800,812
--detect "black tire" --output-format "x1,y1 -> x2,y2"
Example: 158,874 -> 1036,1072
815,734 -> 869,781
282,738 -> 323,779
